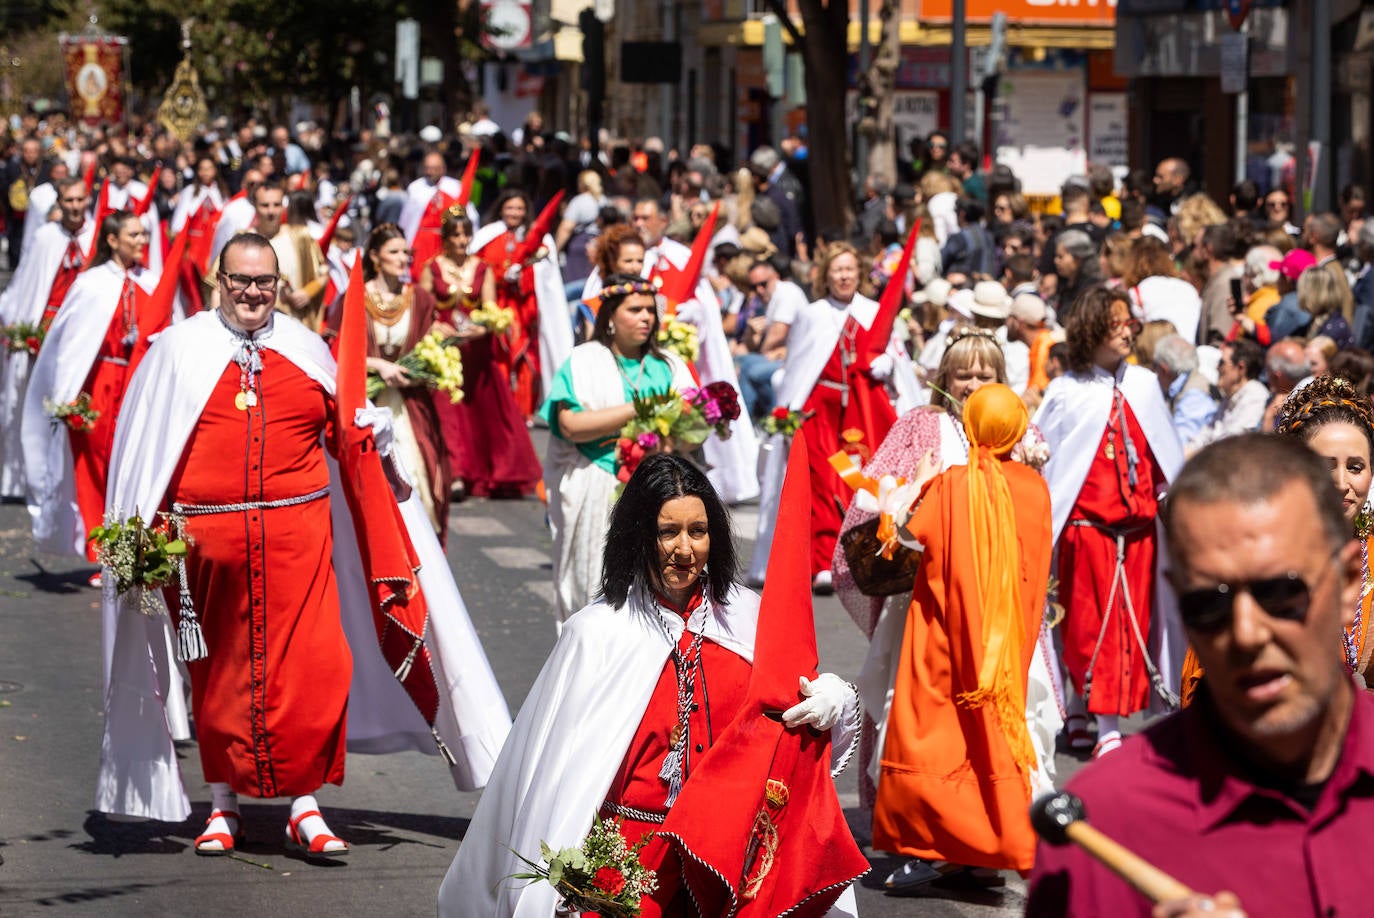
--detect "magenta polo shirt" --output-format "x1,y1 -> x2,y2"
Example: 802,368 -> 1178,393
1027,683 -> 1374,917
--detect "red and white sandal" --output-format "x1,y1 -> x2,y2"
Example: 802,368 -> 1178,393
285,809 -> 349,860
194,808 -> 243,857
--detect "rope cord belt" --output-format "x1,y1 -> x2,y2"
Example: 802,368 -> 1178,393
172,486 -> 330,516
1068,518 -> 1178,709
166,486 -> 331,665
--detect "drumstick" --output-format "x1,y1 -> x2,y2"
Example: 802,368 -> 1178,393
1031,791 -> 1196,903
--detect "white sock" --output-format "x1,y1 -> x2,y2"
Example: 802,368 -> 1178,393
198,783 -> 239,851
1096,714 -> 1121,743
289,793 -> 346,852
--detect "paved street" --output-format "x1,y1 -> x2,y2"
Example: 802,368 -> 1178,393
0,427 -> 1091,916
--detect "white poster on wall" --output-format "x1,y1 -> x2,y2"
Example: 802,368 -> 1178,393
845,89 -> 941,150
1088,93 -> 1128,167
995,70 -> 1087,196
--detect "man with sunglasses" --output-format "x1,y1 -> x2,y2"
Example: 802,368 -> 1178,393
1185,338 -> 1267,456
1029,433 -> 1371,916
732,255 -> 805,419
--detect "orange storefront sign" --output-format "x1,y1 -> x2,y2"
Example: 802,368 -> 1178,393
917,0 -> 1116,24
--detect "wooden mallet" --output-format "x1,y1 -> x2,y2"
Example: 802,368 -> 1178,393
1031,791 -> 1196,904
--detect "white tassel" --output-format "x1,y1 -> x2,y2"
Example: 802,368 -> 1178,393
659,739 -> 685,807
394,637 -> 422,682
176,592 -> 208,662
431,726 -> 457,766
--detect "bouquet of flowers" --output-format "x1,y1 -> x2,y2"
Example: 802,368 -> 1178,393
614,390 -> 713,485
681,381 -> 740,440
366,329 -> 465,404
508,817 -> 658,918
469,301 -> 516,334
44,392 -> 99,432
3,322 -> 43,355
656,318 -> 699,364
761,406 -> 812,437
89,512 -> 189,612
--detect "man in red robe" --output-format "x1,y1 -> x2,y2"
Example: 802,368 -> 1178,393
400,152 -> 462,282
140,234 -> 352,858
0,177 -> 93,499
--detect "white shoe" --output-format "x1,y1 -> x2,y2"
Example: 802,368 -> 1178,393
87,571 -> 102,589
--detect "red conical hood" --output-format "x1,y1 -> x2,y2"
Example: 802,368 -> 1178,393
334,251 -> 367,430
654,202 -> 720,315
456,150 -> 481,207
317,194 -> 354,255
867,217 -> 921,356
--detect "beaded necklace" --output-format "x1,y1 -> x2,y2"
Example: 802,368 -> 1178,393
1345,538 -> 1371,688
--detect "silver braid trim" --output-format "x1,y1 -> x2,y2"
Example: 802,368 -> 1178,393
600,800 -> 668,825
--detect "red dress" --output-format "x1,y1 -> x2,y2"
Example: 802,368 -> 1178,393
69,276 -> 141,561
475,228 -> 542,418
1058,390 -> 1164,716
163,352 -> 351,797
426,257 -> 541,497
799,316 -> 899,576
599,590 -> 751,918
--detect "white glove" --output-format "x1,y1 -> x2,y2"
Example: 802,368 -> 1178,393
354,405 -> 395,457
782,672 -> 852,733
869,352 -> 894,381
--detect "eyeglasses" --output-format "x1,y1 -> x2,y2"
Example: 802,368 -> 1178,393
220,272 -> 280,293
929,141 -> 947,150
751,280 -> 771,291
1266,200 -> 1290,210
1110,317 -> 1143,336
1177,565 -> 1330,634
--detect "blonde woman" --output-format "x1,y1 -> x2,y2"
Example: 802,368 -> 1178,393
554,170 -> 607,284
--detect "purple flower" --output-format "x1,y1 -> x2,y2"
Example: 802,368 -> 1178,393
636,431 -> 661,450
681,387 -> 700,403
702,401 -> 723,423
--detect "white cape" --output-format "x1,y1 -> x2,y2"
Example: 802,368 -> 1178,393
544,342 -> 695,623
437,585 -> 858,918
104,180 -> 164,275
96,310 -> 511,821
169,183 -> 224,235
207,194 -> 255,268
586,238 -> 761,503
748,294 -> 921,583
1033,362 -> 1187,706
23,261 -> 157,555
470,221 -> 573,405
0,219 -> 94,498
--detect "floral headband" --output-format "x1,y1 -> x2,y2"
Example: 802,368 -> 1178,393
601,277 -> 662,300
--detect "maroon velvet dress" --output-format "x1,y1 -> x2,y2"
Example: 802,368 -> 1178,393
425,256 -> 541,498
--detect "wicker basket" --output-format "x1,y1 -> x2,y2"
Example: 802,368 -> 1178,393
840,517 -> 919,596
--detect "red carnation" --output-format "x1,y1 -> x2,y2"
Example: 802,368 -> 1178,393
771,406 -> 789,420
592,866 -> 626,896
25,336 -> 40,353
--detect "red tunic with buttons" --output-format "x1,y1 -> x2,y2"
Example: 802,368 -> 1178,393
598,590 -> 751,918
163,350 -> 351,797
1057,391 -> 1165,716
69,276 -> 141,562
799,317 -> 898,576
39,238 -> 85,330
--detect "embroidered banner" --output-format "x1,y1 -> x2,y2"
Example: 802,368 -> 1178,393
59,32 -> 128,127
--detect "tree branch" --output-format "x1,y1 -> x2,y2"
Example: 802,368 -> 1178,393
763,0 -> 804,47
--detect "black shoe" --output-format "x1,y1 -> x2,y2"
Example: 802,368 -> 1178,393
883,859 -> 947,894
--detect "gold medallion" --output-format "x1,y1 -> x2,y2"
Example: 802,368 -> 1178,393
668,724 -> 683,749
1104,441 -> 1115,461
234,391 -> 248,411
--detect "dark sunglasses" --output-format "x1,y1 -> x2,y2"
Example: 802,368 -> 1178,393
751,280 -> 771,291
1177,567 -> 1327,634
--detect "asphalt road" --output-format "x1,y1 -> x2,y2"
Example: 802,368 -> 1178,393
0,425 -> 1094,916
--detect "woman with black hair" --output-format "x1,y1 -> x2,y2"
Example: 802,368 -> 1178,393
439,453 -> 860,917
541,274 -> 696,625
